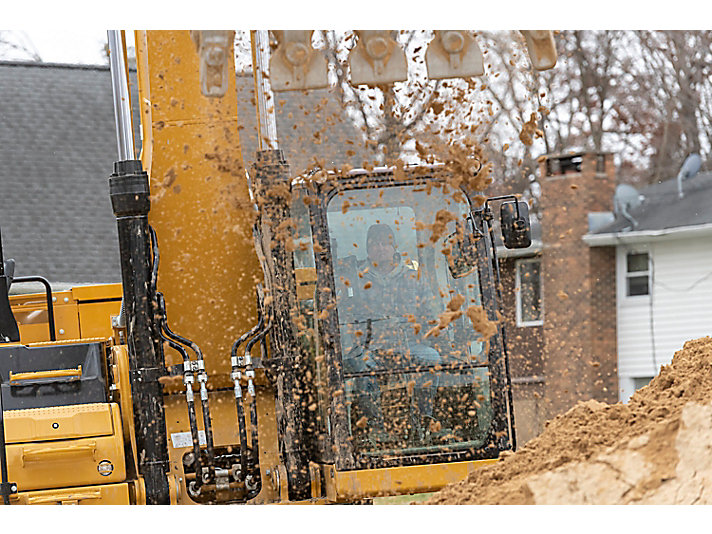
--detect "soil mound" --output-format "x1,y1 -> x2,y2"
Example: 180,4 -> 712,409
427,336 -> 712,504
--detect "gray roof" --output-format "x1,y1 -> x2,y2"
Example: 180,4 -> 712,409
0,61 -> 127,285
592,171 -> 712,235
0,61 -> 366,286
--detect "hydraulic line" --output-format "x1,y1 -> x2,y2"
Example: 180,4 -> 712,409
234,373 -> 249,482
244,334 -> 268,500
158,305 -> 216,473
230,312 -> 263,481
149,227 -> 216,478
156,293 -> 204,495
242,319 -> 271,491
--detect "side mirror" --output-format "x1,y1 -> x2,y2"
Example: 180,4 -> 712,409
500,201 -> 532,249
444,223 -> 480,279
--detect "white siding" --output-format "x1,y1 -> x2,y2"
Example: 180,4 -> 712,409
616,236 -> 712,401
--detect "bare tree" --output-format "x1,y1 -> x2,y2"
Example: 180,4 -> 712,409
632,31 -> 712,183
477,30 -> 712,191
323,30 -> 445,165
0,31 -> 41,61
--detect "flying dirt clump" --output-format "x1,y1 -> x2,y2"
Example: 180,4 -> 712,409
427,336 -> 712,504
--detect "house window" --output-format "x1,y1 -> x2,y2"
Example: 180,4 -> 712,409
633,376 -> 653,391
516,258 -> 543,326
626,252 -> 650,296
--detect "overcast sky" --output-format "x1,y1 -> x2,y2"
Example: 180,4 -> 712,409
6,0 -> 694,66
21,30 -> 109,65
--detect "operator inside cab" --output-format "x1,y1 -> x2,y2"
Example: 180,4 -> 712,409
341,223 -> 443,441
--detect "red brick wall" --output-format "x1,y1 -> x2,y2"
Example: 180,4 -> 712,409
499,257 -> 544,377
538,153 -> 618,418
499,256 -> 545,444
589,246 -> 618,404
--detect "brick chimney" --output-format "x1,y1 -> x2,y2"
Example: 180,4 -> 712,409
538,152 -> 618,418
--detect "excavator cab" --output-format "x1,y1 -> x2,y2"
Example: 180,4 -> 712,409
253,160 -> 520,499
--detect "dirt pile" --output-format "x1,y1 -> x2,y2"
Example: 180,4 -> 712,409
428,336 -> 712,504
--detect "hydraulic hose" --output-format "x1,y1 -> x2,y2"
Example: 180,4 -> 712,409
231,319 -> 262,480
230,298 -> 264,482
234,377 -> 249,481
159,309 -> 216,473
148,228 -> 216,474
156,293 -> 204,495
244,333 -> 268,500
243,319 -> 271,490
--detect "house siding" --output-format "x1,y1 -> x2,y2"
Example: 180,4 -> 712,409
617,236 -> 712,400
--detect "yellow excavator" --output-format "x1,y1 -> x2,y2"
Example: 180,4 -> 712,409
0,30 -> 556,505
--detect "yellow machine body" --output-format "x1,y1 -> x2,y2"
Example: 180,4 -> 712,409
4,402 -> 126,493
0,30 -> 536,504
9,284 -> 121,344
135,30 -> 261,379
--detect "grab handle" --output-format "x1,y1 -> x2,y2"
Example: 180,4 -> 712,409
27,488 -> 102,505
9,366 -> 82,385
21,441 -> 96,466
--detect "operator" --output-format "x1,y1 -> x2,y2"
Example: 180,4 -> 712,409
342,223 -> 442,439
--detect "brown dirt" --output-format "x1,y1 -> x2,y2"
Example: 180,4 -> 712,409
427,336 -> 712,504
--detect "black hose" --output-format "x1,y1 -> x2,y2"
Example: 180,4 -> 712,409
235,388 -> 249,480
156,290 -> 212,492
197,387 -> 215,473
229,295 -> 264,483
242,322 -> 271,481
244,332 -> 269,500
231,316 -> 263,363
158,318 -> 203,494
158,305 -> 216,470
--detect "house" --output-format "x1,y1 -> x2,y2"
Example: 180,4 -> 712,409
584,167 -> 712,402
0,61 -> 126,288
497,149 -> 712,444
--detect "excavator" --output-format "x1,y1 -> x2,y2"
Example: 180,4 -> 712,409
0,30 -> 556,505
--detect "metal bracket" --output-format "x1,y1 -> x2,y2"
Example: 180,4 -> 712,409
190,30 -> 235,97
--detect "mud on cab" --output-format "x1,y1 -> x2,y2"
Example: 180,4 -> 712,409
254,158 -> 530,502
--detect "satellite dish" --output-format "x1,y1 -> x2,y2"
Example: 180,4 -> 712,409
613,184 -> 643,230
677,153 -> 702,199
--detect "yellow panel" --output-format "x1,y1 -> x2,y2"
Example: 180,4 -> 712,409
71,283 -> 123,302
7,483 -> 131,505
5,404 -> 126,492
10,291 -> 81,344
136,30 -> 261,378
325,459 -> 498,501
78,300 -> 121,339
4,403 -> 114,444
